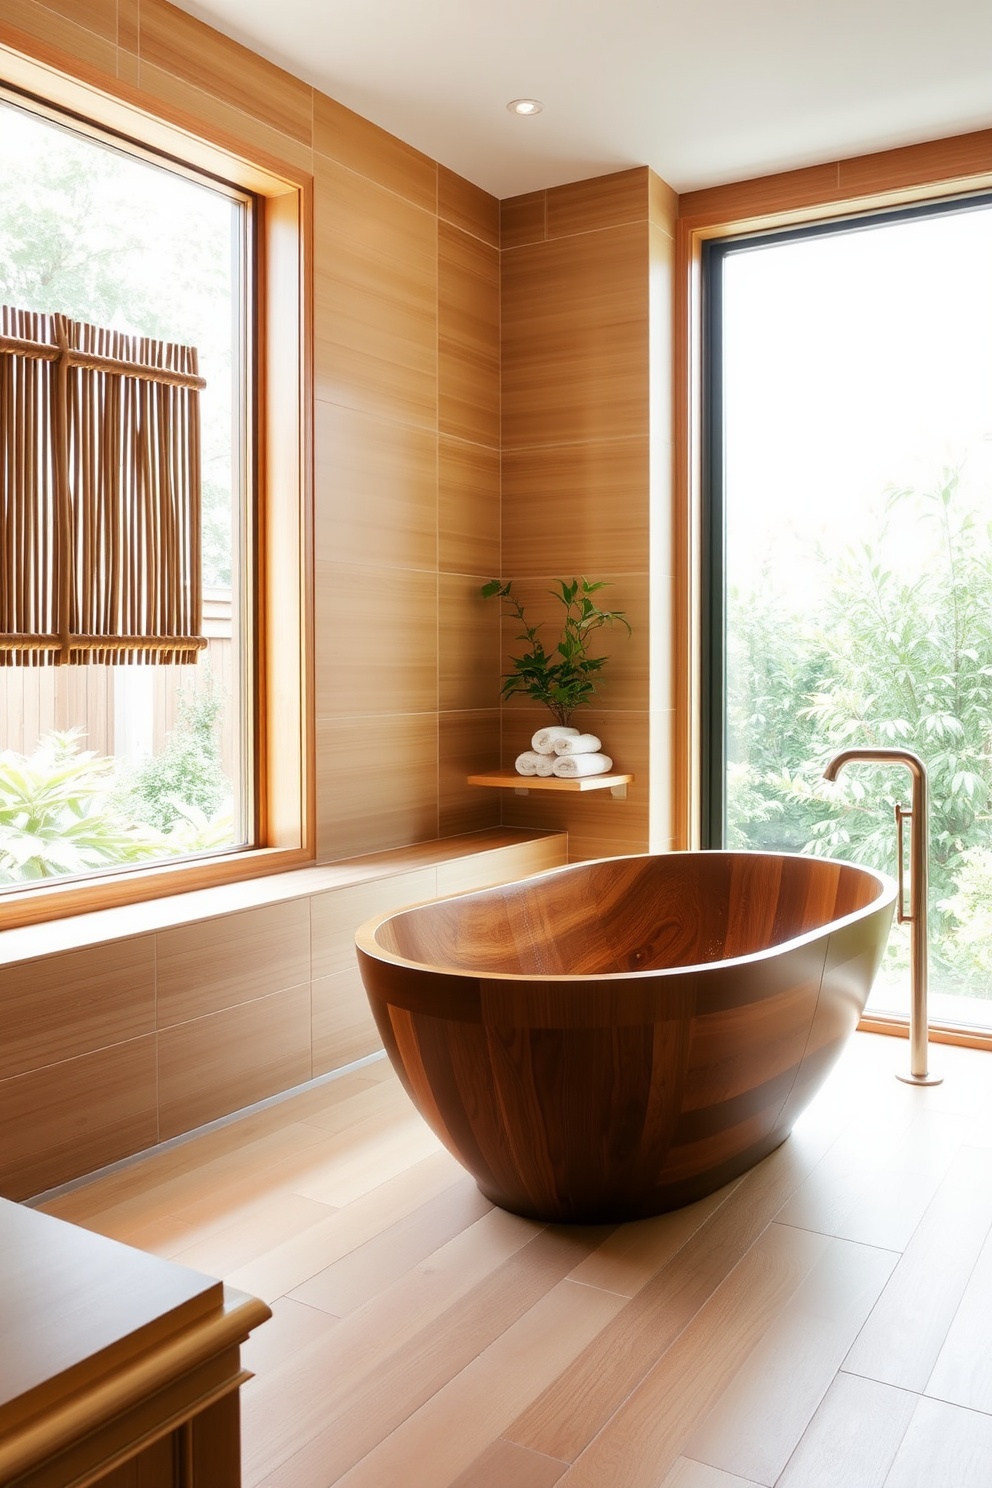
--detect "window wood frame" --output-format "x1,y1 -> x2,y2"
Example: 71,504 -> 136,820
0,42 -> 314,930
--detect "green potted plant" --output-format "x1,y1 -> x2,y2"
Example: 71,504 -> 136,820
481,577 -> 631,727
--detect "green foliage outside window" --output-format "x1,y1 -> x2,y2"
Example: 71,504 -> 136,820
0,694 -> 233,886
729,471 -> 992,992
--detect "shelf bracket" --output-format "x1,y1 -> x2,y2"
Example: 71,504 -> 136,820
610,782 -> 628,800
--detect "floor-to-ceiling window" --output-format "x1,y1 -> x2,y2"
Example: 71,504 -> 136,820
704,194 -> 992,1032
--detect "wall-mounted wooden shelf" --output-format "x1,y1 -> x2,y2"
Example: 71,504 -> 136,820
468,769 -> 633,800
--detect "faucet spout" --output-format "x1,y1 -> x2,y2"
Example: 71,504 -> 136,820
822,746 -> 940,1085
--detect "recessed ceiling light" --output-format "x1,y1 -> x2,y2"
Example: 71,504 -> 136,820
507,99 -> 543,116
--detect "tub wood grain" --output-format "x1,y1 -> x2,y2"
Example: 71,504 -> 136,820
356,853 -> 895,1222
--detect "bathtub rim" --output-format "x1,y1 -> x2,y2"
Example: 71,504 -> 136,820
354,848 -> 897,985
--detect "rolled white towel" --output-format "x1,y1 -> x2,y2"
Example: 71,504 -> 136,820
531,725 -> 579,755
552,753 -> 614,778
553,733 -> 602,756
516,751 -> 557,777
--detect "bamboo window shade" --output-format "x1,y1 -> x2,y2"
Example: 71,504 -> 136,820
0,305 -> 209,666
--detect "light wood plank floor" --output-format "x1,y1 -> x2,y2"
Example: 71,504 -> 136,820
39,1033 -> 992,1488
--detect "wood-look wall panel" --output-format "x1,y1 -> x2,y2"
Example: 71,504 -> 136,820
679,163 -> 843,226
138,0 -> 313,144
497,575 -> 647,712
439,221 -> 500,447
316,715 -> 439,862
435,835 -> 567,896
2,0 -> 117,76
135,61 -> 315,174
501,439 -> 650,575
42,0 -> 115,40
439,438 -> 500,578
315,562 -> 438,718
0,1035 -> 157,1200
502,224 -> 650,449
314,401 -> 438,572
314,91 -> 437,213
650,222 -> 675,452
158,984 -> 312,1140
649,170 -> 679,232
501,192 -> 547,249
156,900 -> 310,1027
547,167 -> 649,238
0,936 -> 155,1079
314,155 -> 437,429
440,573 -> 500,712
500,708 -> 650,860
311,868 -> 439,980
439,165 -> 499,247
117,0 -> 138,54
312,967 -> 383,1075
836,129 -> 992,196
116,46 -> 139,85
439,711 -> 502,838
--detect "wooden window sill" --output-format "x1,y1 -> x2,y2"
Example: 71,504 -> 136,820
0,828 -> 564,968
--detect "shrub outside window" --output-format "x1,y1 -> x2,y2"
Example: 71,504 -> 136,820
0,95 -> 253,890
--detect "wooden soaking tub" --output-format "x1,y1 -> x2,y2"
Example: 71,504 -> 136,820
355,852 -> 895,1222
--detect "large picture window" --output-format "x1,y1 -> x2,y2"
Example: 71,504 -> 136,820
0,94 -> 252,889
703,193 -> 992,1032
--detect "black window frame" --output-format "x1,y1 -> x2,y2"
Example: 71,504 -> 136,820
700,188 -> 992,847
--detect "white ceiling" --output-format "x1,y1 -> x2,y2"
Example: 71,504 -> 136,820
172,0 -> 992,197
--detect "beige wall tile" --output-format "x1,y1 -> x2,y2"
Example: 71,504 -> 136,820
312,967 -> 383,1075
314,155 -> 437,428
439,222 -> 499,447
502,224 -> 650,449
316,715 -> 439,861
314,91 -> 436,212
156,899 -> 311,1027
648,707 -> 676,849
502,438 -> 651,575
439,438 -> 500,578
0,937 -> 155,1079
650,222 -> 675,452
440,573 -> 500,712
315,562 -> 437,719
158,984 -> 311,1140
439,166 -> 499,247
311,867 -> 438,979
0,1036 -> 157,1200
501,192 -> 546,249
547,168 -> 649,238
139,0 -> 313,144
314,402 -> 437,572
439,710 -> 502,837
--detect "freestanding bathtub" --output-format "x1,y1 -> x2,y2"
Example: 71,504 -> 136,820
355,851 -> 895,1222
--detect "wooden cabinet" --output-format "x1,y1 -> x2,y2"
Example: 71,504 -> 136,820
0,1199 -> 270,1487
